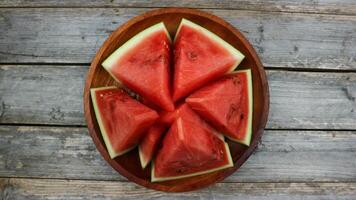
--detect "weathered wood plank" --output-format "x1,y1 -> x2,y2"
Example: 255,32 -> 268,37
0,178 -> 356,200
0,126 -> 355,182
0,179 -> 354,199
1,8 -> 356,70
0,65 -> 85,125
268,70 -> 356,129
1,65 -> 355,129
1,0 -> 356,15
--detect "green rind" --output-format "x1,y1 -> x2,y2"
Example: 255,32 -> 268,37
151,142 -> 234,182
227,69 -> 253,146
138,145 -> 149,169
90,86 -> 136,159
102,22 -> 171,71
174,18 -> 245,72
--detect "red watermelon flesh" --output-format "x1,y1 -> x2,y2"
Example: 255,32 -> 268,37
158,103 -> 223,139
140,97 -> 162,111
138,123 -> 167,169
91,86 -> 159,158
152,117 -> 233,182
158,103 -> 215,134
186,69 -> 253,146
158,103 -> 187,125
102,22 -> 174,111
158,110 -> 176,125
172,19 -> 245,101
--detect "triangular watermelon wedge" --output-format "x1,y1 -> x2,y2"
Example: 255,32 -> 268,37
102,22 -> 174,111
186,69 -> 253,146
139,104 -> 200,169
91,86 -> 159,158
172,19 -> 245,101
138,123 -> 167,169
151,117 -> 233,182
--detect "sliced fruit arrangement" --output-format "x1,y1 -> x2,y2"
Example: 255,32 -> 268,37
152,117 -> 233,182
102,22 -> 174,111
91,86 -> 159,158
186,69 -> 253,146
91,19 -> 253,182
173,19 -> 245,101
138,123 -> 167,169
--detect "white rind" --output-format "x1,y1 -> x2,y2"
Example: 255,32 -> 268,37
151,142 -> 233,182
216,132 -> 225,141
90,86 -> 136,159
102,22 -> 171,71
138,145 -> 149,169
174,18 -> 245,72
227,69 -> 253,146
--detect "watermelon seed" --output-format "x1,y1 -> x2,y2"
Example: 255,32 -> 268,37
232,77 -> 241,85
187,52 -> 198,60
225,76 -> 241,85
226,104 -> 239,121
128,57 -> 137,63
156,54 -> 164,62
119,96 -> 129,102
176,167 -> 187,174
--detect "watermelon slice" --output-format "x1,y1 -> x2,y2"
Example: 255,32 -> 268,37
138,123 -> 167,169
102,22 -> 174,111
186,69 -> 253,146
172,19 -> 245,101
91,86 -> 159,158
139,104 -> 194,169
151,117 -> 233,182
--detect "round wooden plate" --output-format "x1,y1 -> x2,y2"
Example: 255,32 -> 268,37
84,8 -> 269,192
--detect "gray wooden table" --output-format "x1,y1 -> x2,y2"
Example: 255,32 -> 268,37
1,1 -> 356,199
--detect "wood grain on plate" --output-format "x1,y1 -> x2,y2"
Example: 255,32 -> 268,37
84,8 -> 269,192
0,65 -> 355,129
1,0 -> 356,15
1,126 -> 355,182
1,8 -> 356,70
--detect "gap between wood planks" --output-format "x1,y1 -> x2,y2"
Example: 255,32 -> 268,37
0,6 -> 355,17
